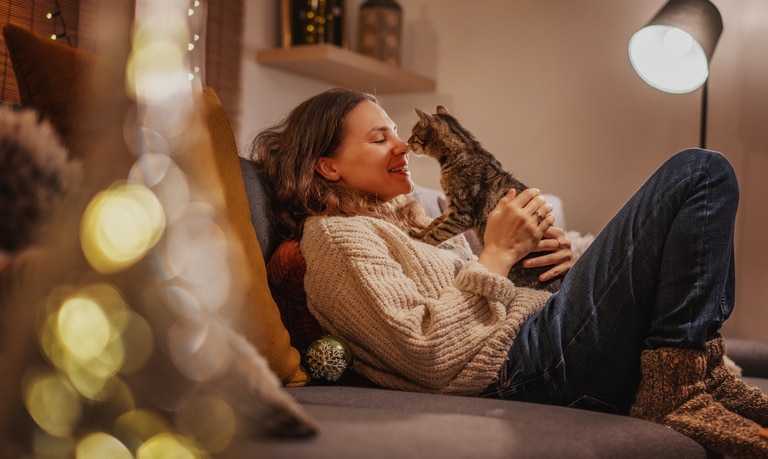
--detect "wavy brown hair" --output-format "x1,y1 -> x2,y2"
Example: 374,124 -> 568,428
248,88 -> 428,242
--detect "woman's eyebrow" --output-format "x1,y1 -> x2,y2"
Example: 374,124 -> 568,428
369,126 -> 392,135
369,124 -> 398,135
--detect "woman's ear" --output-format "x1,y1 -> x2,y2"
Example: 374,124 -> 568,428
315,157 -> 341,181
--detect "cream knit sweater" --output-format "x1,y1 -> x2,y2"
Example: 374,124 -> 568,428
301,215 -> 552,396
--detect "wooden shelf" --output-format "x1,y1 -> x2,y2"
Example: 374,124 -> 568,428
257,45 -> 436,94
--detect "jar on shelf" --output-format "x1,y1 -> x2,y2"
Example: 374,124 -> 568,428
357,0 -> 402,66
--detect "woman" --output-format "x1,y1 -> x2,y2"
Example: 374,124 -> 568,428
249,88 -> 768,457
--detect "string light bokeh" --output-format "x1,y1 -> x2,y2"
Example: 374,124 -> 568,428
21,1 -> 245,457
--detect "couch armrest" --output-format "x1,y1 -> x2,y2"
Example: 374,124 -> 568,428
724,338 -> 768,379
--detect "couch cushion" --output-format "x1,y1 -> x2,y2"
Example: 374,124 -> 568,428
239,156 -> 280,261
224,386 -> 708,459
2,23 -> 136,187
3,24 -> 92,158
200,87 -> 308,387
724,338 -> 768,379
267,239 -> 324,353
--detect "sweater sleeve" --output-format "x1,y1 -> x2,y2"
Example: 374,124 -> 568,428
301,216 -> 549,393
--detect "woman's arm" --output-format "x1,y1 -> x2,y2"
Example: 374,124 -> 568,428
301,216 -> 549,390
479,188 -> 556,276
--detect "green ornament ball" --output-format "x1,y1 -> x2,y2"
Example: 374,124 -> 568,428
304,336 -> 352,383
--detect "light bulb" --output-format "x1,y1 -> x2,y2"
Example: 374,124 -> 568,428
662,28 -> 693,58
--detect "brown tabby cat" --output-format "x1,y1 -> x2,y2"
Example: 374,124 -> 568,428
408,105 -> 561,292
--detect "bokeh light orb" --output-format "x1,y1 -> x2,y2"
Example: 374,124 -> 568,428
58,296 -> 111,360
114,409 -> 172,452
23,371 -> 82,437
137,433 -> 201,459
76,432 -> 132,459
81,182 -> 165,273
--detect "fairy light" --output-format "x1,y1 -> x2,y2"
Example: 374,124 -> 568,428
23,371 -> 82,438
46,0 -> 71,45
76,433 -> 133,459
136,433 -> 200,459
187,0 -> 206,87
114,409 -> 173,451
24,1 -> 243,456
80,182 -> 165,274
33,284 -> 135,406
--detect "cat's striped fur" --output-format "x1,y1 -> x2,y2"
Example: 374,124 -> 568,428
408,106 -> 560,292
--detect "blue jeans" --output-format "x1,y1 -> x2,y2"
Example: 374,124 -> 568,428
482,149 -> 739,415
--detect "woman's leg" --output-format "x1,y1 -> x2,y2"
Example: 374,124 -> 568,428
483,149 -> 768,456
484,148 -> 738,410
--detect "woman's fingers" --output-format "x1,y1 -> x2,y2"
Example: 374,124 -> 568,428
523,227 -> 574,280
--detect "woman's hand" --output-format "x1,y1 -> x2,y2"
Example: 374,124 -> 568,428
523,226 -> 574,281
478,188 -> 554,276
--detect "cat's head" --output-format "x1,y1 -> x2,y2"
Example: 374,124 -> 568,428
408,105 -> 452,159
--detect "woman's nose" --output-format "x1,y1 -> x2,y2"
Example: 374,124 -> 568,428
394,137 -> 409,155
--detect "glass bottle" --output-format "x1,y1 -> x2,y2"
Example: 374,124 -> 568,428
291,0 -> 345,47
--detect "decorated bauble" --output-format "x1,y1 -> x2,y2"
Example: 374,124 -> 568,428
304,336 -> 352,383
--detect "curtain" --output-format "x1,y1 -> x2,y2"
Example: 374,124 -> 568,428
0,0 -> 80,104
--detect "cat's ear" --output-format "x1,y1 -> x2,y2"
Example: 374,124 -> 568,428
414,107 -> 431,122
436,105 -> 450,115
315,157 -> 341,181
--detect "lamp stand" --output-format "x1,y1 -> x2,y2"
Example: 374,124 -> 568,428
699,80 -> 708,149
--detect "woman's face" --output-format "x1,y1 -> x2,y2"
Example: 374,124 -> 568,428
316,100 -> 413,202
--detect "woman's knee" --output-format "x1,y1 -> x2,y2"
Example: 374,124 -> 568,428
673,148 -> 731,172
669,149 -> 738,194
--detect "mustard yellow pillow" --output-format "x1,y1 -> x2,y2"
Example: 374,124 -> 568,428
200,87 -> 309,386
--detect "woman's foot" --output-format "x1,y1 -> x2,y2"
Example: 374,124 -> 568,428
630,347 -> 768,457
706,337 -> 768,426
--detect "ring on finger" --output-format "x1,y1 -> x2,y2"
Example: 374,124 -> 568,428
534,211 -> 545,223
555,238 -> 562,250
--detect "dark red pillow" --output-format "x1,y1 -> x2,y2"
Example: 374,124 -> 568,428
267,240 -> 325,353
266,240 -> 378,387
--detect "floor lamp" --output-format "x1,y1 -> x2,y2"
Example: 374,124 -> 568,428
628,0 -> 723,149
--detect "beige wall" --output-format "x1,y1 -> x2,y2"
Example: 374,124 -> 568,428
239,0 -> 768,341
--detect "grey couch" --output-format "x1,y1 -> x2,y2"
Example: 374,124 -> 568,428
235,156 -> 768,458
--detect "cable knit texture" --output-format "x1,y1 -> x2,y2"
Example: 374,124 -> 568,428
301,215 -> 550,396
630,348 -> 768,457
706,337 -> 768,426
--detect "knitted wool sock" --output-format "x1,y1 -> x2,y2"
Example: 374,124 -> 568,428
706,336 -> 768,427
630,347 -> 768,458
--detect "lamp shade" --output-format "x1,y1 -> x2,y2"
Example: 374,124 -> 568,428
629,0 -> 722,94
